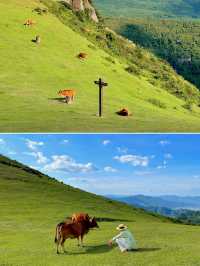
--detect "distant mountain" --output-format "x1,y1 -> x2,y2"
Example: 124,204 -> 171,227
107,195 -> 200,210
93,0 -> 200,19
107,194 -> 200,224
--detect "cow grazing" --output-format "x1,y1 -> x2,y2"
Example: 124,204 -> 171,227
55,218 -> 99,254
24,19 -> 36,26
35,35 -> 41,44
71,213 -> 90,223
58,89 -> 76,104
78,52 -> 88,60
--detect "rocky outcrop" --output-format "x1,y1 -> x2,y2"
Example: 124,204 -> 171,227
64,0 -> 99,22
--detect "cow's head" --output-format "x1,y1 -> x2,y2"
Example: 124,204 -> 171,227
89,217 -> 99,229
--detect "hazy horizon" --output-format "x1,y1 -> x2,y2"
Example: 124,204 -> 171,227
1,134 -> 200,197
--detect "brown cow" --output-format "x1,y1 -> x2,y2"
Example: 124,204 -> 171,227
55,218 -> 99,254
116,108 -> 132,117
58,89 -> 76,104
78,52 -> 88,60
24,19 -> 36,26
71,213 -> 90,223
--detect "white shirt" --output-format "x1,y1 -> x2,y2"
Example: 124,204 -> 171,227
112,229 -> 137,250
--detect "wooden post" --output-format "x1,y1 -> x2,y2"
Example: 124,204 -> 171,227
94,78 -> 108,117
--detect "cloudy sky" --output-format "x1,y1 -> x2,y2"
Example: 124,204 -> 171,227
0,134 -> 200,196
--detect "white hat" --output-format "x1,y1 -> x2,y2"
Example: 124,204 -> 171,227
116,224 -> 128,231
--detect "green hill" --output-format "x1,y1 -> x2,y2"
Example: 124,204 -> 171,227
1,154 -> 200,266
107,18 -> 200,90
93,0 -> 200,19
2,0 -> 200,132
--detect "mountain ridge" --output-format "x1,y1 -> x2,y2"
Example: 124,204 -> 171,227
107,194 -> 200,209
93,0 -> 200,19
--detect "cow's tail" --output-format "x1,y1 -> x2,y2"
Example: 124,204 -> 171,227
55,224 -> 61,244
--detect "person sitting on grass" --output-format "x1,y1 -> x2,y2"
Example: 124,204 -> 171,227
108,224 -> 137,253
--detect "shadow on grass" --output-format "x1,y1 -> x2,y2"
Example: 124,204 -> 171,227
58,246 -> 161,256
133,248 -> 161,253
86,244 -> 112,254
59,244 -> 112,255
49,97 -> 66,103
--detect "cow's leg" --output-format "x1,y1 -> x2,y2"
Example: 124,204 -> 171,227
65,96 -> 71,104
80,235 -> 84,247
56,237 -> 60,254
77,236 -> 80,246
57,242 -> 60,254
56,227 -> 61,254
61,238 -> 67,253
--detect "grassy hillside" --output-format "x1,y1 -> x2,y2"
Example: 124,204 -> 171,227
2,0 -> 200,132
1,154 -> 200,266
93,0 -> 200,19
107,18 -> 200,89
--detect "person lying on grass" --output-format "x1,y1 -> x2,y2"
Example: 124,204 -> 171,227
108,224 -> 137,253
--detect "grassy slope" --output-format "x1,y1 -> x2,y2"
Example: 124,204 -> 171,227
2,0 -> 200,132
1,155 -> 200,266
93,0 -> 200,19
106,17 -> 200,88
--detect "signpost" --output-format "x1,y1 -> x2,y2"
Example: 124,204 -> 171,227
94,78 -> 108,117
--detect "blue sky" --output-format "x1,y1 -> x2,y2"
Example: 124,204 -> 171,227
0,134 -> 200,196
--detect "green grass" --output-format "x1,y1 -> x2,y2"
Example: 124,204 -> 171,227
1,155 -> 200,266
2,0 -> 200,132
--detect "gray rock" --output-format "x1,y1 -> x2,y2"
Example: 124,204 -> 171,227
63,0 -> 99,22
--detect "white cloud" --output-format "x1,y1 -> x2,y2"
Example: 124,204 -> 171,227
0,138 -> 5,145
159,140 -> 170,146
43,155 -> 95,173
193,175 -> 200,179
25,139 -> 44,151
164,153 -> 173,159
104,166 -> 117,173
25,151 -> 48,164
114,154 -> 149,167
35,152 -> 48,164
29,165 -> 40,170
157,160 -> 167,169
102,140 -> 110,146
117,147 -> 128,154
157,165 -> 167,169
7,151 -> 17,155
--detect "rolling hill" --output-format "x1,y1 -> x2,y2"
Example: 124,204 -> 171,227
93,0 -> 200,19
108,194 -> 200,224
107,18 -> 200,90
108,194 -> 200,210
2,0 -> 200,132
1,154 -> 200,266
